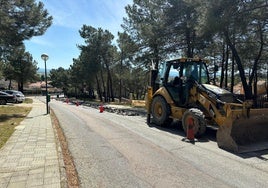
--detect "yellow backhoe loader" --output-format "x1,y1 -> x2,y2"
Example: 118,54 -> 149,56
146,58 -> 268,153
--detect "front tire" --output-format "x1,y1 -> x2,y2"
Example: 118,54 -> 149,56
182,108 -> 206,137
151,95 -> 172,126
0,99 -> 7,105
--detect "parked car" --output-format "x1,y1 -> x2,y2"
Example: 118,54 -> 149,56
3,90 -> 25,103
0,91 -> 15,105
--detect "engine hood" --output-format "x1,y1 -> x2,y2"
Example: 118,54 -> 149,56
202,84 -> 232,95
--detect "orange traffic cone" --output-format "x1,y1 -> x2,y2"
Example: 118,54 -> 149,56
187,117 -> 195,141
182,117 -> 196,143
99,104 -> 104,113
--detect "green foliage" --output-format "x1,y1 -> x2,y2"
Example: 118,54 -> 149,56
122,0 -> 170,68
196,0 -> 268,98
49,67 -> 70,90
164,0 -> 205,57
78,25 -> 111,82
0,0 -> 52,92
70,0 -> 268,101
3,45 -> 38,91
0,0 -> 52,58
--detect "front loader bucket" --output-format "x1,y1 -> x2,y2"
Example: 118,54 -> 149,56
217,108 -> 268,153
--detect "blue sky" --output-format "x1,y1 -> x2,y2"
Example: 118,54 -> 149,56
24,0 -> 132,70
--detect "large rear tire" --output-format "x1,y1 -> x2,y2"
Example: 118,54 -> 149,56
182,108 -> 206,137
151,95 -> 172,126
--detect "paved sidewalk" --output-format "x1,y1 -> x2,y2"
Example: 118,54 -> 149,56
0,98 -> 65,188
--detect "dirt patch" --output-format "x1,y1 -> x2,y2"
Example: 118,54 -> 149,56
50,109 -> 80,187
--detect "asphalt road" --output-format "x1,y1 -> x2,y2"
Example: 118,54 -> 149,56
50,99 -> 268,188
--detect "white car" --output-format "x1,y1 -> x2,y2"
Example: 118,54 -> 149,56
4,90 -> 25,103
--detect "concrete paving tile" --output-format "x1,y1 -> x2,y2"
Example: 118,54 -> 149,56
9,149 -> 24,155
37,138 -> 46,142
46,143 -> 56,148
0,98 -> 65,187
0,175 -> 11,187
0,172 -> 12,179
17,138 -> 27,142
33,156 -> 45,161
22,148 -> 35,153
28,172 -> 43,180
45,165 -> 60,173
13,144 -> 25,150
34,148 -> 47,153
0,158 -> 5,166
19,157 -> 34,162
0,182 -> 8,188
10,175 -> 28,183
2,162 -> 18,168
15,166 -> 30,171
5,156 -> 20,163
26,178 -> 44,187
29,168 -> 44,175
31,161 -> 45,168
17,161 -> 33,168
36,143 -> 46,147
44,177 -> 61,186
19,154 -> 34,158
44,171 -> 60,179
6,181 -> 26,188
44,183 -> 61,188
0,167 -> 13,173
45,159 -> 59,166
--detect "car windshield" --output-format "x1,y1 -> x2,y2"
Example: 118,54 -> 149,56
0,91 -> 9,95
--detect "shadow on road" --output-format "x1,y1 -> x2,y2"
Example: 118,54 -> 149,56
147,119 -> 217,143
147,119 -> 268,159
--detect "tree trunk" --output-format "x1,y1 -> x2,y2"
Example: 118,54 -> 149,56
151,45 -> 160,93
103,58 -> 114,102
100,67 -> 106,102
119,56 -> 123,103
220,44 -> 225,88
248,23 -> 263,88
185,27 -> 193,58
224,30 -> 252,99
8,80 -> 12,90
18,81 -> 23,92
95,75 -> 102,101
253,72 -> 258,107
224,46 -> 229,89
231,54 -> 235,93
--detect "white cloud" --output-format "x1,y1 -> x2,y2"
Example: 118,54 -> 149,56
27,37 -> 53,47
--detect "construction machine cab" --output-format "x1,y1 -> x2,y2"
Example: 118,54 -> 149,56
160,59 -> 209,105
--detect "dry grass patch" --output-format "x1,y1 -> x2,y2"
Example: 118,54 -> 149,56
0,99 -> 32,148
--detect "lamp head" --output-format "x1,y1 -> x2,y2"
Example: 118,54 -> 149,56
41,53 -> 49,61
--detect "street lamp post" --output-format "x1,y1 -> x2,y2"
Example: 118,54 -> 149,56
41,53 -> 49,114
